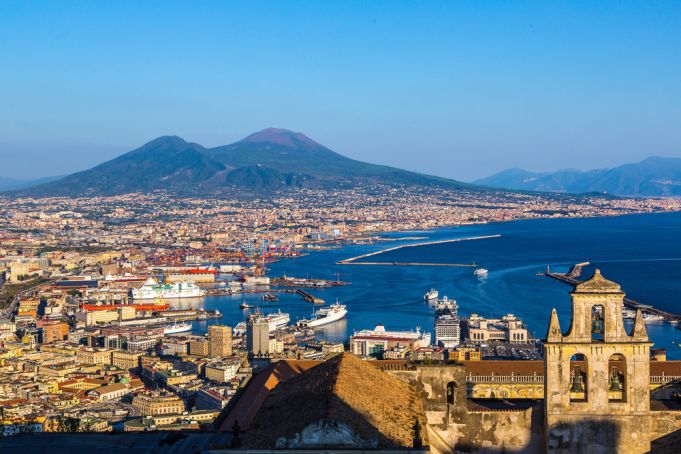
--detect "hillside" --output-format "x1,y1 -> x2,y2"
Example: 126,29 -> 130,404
14,128 -> 471,197
474,157 -> 681,197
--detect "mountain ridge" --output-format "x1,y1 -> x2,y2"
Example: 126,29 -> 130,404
474,156 -> 681,197
11,128 -> 472,197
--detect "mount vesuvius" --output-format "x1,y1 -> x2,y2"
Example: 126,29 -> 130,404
12,128 -> 472,197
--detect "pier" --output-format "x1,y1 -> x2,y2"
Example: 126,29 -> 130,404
542,263 -> 681,322
337,234 -> 501,266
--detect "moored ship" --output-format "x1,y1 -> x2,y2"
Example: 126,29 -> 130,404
131,277 -> 206,300
297,301 -> 347,328
162,322 -> 192,334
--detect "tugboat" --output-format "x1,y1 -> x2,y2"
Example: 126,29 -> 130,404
239,302 -> 253,310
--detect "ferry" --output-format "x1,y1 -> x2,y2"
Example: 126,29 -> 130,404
132,277 -> 206,300
424,288 -> 439,301
162,322 -> 192,335
297,301 -> 347,328
474,268 -> 489,277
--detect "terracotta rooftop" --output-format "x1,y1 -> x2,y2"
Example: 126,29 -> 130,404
242,353 -> 427,449
219,359 -> 321,431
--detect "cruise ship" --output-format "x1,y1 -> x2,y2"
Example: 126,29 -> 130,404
424,288 -> 439,301
297,301 -> 347,328
131,277 -> 206,300
434,295 -> 460,348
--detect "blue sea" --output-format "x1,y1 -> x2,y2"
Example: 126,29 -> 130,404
171,211 -> 681,359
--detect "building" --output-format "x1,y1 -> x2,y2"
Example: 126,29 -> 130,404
208,325 -> 232,357
196,386 -> 234,410
189,337 -> 209,356
246,316 -> 270,357
464,313 -> 530,344
40,321 -> 68,344
76,348 -> 112,366
111,350 -> 142,372
88,382 -> 130,401
131,392 -> 185,416
205,360 -> 240,383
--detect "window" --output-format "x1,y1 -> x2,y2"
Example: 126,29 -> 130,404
446,381 -> 457,405
569,353 -> 588,402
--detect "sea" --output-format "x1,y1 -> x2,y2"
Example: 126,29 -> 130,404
170,211 -> 681,359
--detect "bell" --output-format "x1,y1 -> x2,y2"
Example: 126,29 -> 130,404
592,311 -> 604,334
609,372 -> 623,392
570,372 -> 585,393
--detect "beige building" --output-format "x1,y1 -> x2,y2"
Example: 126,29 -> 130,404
112,350 -> 142,372
205,360 -> 240,383
465,313 -> 530,344
131,392 -> 185,416
190,337 -> 210,356
76,348 -> 112,366
208,325 -> 232,357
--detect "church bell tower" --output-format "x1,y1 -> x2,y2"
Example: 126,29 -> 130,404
544,269 -> 652,453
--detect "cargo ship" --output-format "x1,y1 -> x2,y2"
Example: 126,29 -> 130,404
131,277 -> 206,300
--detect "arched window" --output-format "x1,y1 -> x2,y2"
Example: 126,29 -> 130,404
569,353 -> 588,402
608,353 -> 626,402
446,381 -> 458,405
591,305 -> 605,341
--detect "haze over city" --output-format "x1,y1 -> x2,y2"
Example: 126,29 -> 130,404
1,1 -> 680,180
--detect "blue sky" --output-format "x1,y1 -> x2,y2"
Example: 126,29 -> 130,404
0,1 -> 680,180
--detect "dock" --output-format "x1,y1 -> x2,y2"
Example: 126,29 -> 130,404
542,263 -> 681,322
337,234 -> 501,266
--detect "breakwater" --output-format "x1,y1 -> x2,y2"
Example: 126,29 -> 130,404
337,234 -> 501,266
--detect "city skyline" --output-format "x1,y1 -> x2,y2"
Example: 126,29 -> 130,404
1,1 -> 680,180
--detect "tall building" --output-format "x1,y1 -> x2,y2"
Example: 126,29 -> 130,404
246,316 -> 270,357
208,325 -> 232,357
544,269 -> 652,453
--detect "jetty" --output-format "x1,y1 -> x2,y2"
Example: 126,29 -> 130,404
542,263 -> 681,322
337,234 -> 501,266
295,289 -> 325,304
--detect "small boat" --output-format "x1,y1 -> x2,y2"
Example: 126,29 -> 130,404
239,302 -> 253,309
424,288 -> 439,301
474,268 -> 489,277
261,293 -> 279,302
622,308 -> 637,320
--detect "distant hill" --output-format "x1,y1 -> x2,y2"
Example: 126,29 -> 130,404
13,128 -> 472,197
474,157 -> 681,197
0,175 -> 63,191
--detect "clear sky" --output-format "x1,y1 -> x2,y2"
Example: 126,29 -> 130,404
1,1 -> 680,181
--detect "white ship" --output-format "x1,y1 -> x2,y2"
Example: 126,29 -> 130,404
643,313 -> 665,322
435,296 -> 458,317
474,268 -> 488,276
298,301 -> 347,328
132,277 -> 206,300
424,288 -> 439,301
260,310 -> 290,332
622,308 -> 637,319
163,322 -> 192,334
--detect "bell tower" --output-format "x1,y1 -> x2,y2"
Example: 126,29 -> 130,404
544,269 -> 652,453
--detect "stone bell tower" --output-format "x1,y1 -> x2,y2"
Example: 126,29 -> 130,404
544,269 -> 652,453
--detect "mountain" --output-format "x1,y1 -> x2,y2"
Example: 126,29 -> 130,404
0,175 -> 63,191
474,157 -> 681,197
13,128 -> 471,197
